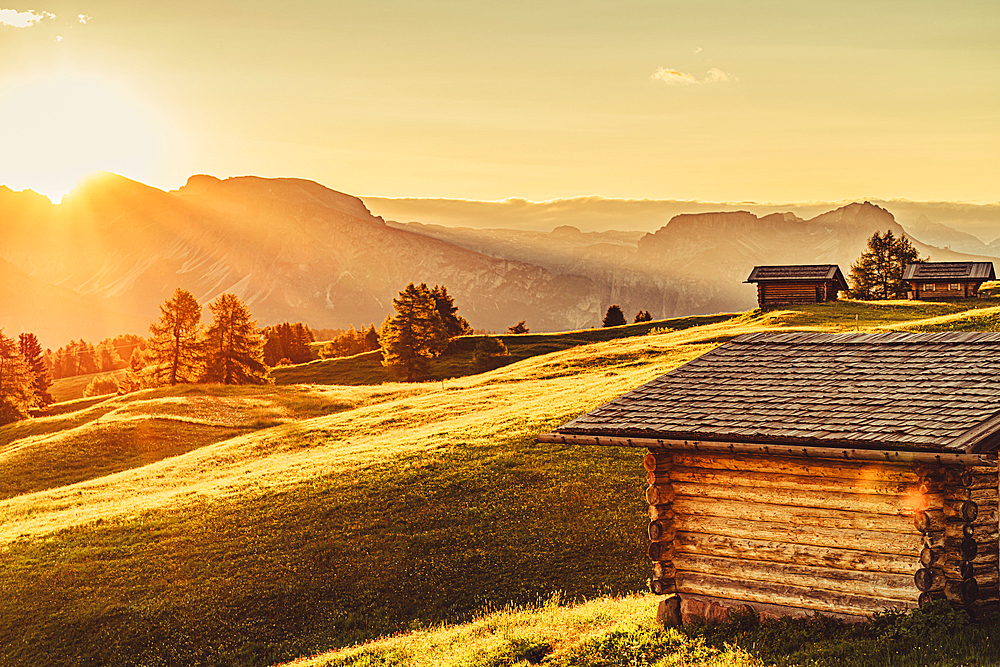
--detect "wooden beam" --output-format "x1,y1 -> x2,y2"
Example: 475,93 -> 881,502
535,433 -> 996,466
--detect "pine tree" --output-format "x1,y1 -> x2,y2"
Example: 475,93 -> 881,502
507,321 -> 529,334
849,230 -> 924,300
18,333 -> 52,407
431,285 -> 473,338
147,288 -> 205,386
0,331 -> 34,425
602,304 -> 627,327
364,324 -> 379,351
380,283 -> 448,381
201,293 -> 269,385
634,310 -> 653,323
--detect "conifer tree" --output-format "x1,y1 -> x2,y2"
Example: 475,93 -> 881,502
507,321 -> 529,334
0,331 -> 34,425
849,230 -> 924,300
364,324 -> 379,351
431,284 -> 473,338
602,304 -> 627,327
18,333 -> 52,407
147,288 -> 204,386
380,283 -> 448,380
201,293 -> 269,385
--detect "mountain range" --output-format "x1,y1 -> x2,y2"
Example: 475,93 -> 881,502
0,173 -> 996,348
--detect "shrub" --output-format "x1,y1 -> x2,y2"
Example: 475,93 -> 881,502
473,337 -> 509,370
83,375 -> 120,397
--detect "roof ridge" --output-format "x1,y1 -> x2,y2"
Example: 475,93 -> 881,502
731,331 -> 1000,344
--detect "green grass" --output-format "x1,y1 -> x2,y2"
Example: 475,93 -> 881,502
48,368 -> 128,403
270,313 -> 739,386
5,299 -> 1000,666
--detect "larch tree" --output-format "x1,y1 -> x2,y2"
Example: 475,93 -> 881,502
0,331 -> 34,425
379,282 -> 449,381
201,293 -> 269,385
849,230 -> 924,300
18,333 -> 52,407
147,288 -> 205,386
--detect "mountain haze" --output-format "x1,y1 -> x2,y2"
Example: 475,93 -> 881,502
1,174 -> 997,348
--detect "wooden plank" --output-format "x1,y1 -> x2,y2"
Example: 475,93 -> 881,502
676,572 -> 917,617
677,553 -> 919,600
674,497 -> 916,534
675,531 -> 920,574
673,514 -> 920,556
670,466 -> 920,497
672,480 -> 934,516
670,453 -> 920,483
680,593 -> 867,623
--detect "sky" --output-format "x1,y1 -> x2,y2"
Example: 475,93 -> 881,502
0,0 -> 997,204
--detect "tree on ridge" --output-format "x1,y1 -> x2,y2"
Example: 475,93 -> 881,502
380,282 -> 450,381
147,288 -> 204,386
849,230 -> 923,300
201,293 -> 269,385
602,305 -> 627,327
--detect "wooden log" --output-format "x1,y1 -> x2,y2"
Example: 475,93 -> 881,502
670,466 -> 919,497
942,560 -> 998,582
648,504 -> 675,522
648,541 -> 677,562
969,488 -> 999,503
921,547 -> 943,568
650,578 -> 677,595
922,530 -> 945,550
945,578 -> 979,604
961,537 -> 978,561
919,590 -> 947,607
674,497 -> 917,534
914,510 -> 946,533
674,531 -> 920,575
671,452 -> 921,483
646,484 -> 676,506
915,568 -> 946,592
946,522 -> 998,542
674,514 -> 921,556
644,451 -> 672,473
648,520 -> 677,543
647,471 -> 672,486
677,553 -> 919,600
676,571 -> 917,617
680,592 -> 868,623
652,561 -> 676,580
672,480 -> 937,516
943,500 -> 978,522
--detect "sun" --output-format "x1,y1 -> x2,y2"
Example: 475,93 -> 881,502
0,73 -> 171,201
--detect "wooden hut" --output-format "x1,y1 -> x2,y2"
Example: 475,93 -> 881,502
904,262 -> 996,300
537,332 -> 1000,623
745,265 -> 848,310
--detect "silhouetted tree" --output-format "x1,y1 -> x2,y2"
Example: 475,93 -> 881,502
18,333 -> 52,407
850,230 -> 924,300
0,331 -> 33,425
431,285 -> 473,338
634,310 -> 653,323
602,305 -> 627,327
147,288 -> 204,386
201,293 -> 269,385
380,283 -> 448,380
507,321 -> 529,334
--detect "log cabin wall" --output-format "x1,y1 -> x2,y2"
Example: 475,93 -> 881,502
910,281 -> 984,300
757,281 -> 839,309
643,449 -> 1000,620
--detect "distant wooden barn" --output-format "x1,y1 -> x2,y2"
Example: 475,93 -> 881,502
904,262 -> 996,300
538,332 -> 1000,623
745,265 -> 848,310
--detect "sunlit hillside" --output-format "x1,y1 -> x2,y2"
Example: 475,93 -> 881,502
4,297 -> 1000,666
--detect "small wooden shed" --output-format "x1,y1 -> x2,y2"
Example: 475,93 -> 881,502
904,262 -> 996,300
538,332 -> 1000,623
745,265 -> 849,310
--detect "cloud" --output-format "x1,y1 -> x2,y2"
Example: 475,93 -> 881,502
0,8 -> 55,28
651,66 -> 737,85
78,14 -> 90,24
705,67 -> 736,83
650,68 -> 699,85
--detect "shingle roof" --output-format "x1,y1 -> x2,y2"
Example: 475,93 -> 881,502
903,262 -> 995,281
746,265 -> 848,289
558,332 -> 1000,453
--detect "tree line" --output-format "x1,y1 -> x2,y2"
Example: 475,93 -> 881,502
0,332 -> 52,425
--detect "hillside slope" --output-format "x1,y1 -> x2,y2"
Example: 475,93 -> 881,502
3,298 -> 1000,665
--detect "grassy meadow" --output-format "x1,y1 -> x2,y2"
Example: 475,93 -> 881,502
5,294 -> 1000,666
